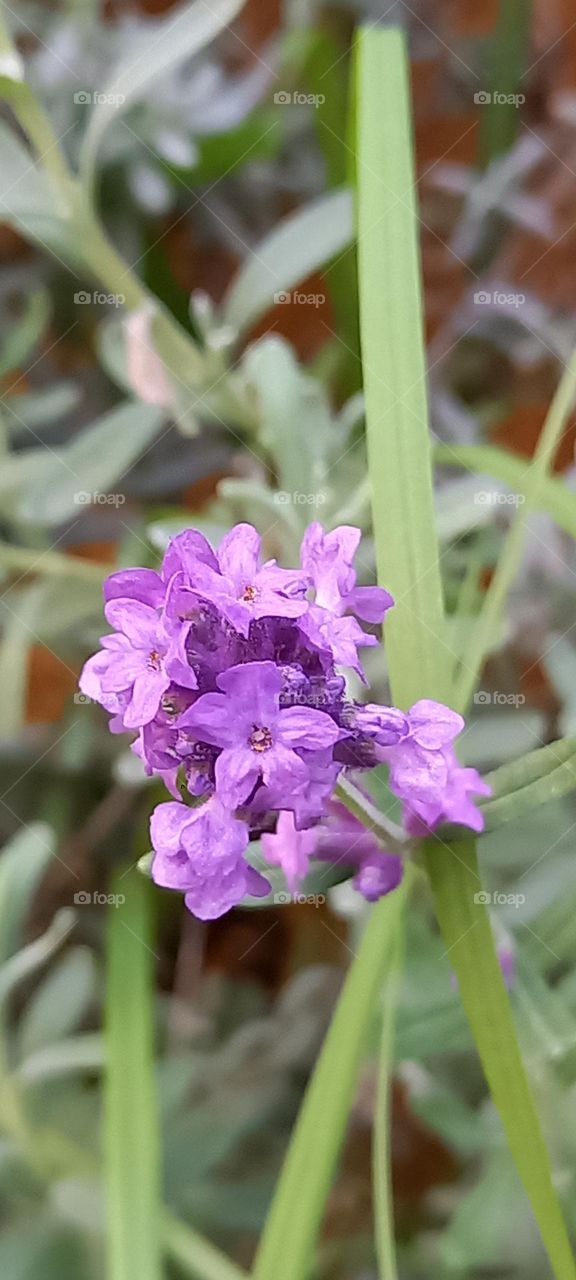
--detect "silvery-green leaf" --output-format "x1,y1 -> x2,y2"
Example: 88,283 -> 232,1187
0,122 -> 70,246
6,383 -> 81,433
222,188 -> 353,335
18,400 -> 165,525
0,289 -> 51,380
0,911 -> 75,1010
80,0 -> 246,178
0,823 -> 55,965
241,336 -> 332,519
19,948 -> 97,1059
19,1033 -> 105,1084
0,584 -> 45,737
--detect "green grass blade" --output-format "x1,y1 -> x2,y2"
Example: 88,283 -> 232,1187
105,870 -> 162,1280
426,840 -> 576,1280
251,876 -> 410,1280
477,0 -> 532,168
356,25 -> 451,708
163,1211 -> 247,1280
355,28 -> 452,1276
434,442 -> 576,541
452,349 -> 576,713
373,929 -> 403,1280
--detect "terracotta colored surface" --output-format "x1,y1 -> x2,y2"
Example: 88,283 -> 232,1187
25,646 -> 78,724
66,541 -> 118,563
248,271 -> 335,361
491,402 -> 576,471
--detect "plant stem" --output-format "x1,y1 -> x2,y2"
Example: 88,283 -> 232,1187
164,1212 -> 247,1280
0,543 -> 109,582
373,927 -> 403,1280
454,346 -> 576,713
251,872 -> 412,1280
477,0 -> 532,168
335,775 -> 408,851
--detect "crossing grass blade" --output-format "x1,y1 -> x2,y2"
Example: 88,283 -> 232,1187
251,875 -> 411,1280
105,870 -> 162,1280
426,840 -> 576,1280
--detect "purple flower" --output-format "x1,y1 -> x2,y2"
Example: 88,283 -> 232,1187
183,523 -> 310,638
352,852 -> 403,902
261,803 -> 403,903
150,797 -> 269,919
180,660 -> 342,808
302,523 -> 392,620
104,567 -> 164,608
299,523 -> 393,671
403,749 -> 491,835
161,528 -> 219,582
261,810 -> 319,892
80,520 -> 489,921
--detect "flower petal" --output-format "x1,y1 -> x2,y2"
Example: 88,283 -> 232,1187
277,705 -> 341,750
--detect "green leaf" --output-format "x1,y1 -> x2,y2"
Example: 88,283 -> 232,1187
451,354 -> 576,713
425,839 -> 576,1280
19,948 -> 97,1059
163,1211 -> 247,1280
478,0 -> 531,167
0,121 -> 69,246
0,289 -> 51,380
19,1033 -> 105,1084
356,27 -> 450,708
434,442 -> 576,541
0,911 -> 75,1009
373,928 -> 403,1280
240,336 -> 333,518
0,823 -> 54,965
0,585 -> 45,737
18,400 -> 165,525
436,737 -> 576,837
80,0 -> 246,181
252,875 -> 411,1280
222,188 -> 353,336
105,870 -> 161,1280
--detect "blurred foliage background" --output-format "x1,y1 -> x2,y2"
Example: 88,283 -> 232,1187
2,0 -> 576,1276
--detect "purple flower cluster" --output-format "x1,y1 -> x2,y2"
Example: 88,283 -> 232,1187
80,522 -> 489,920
